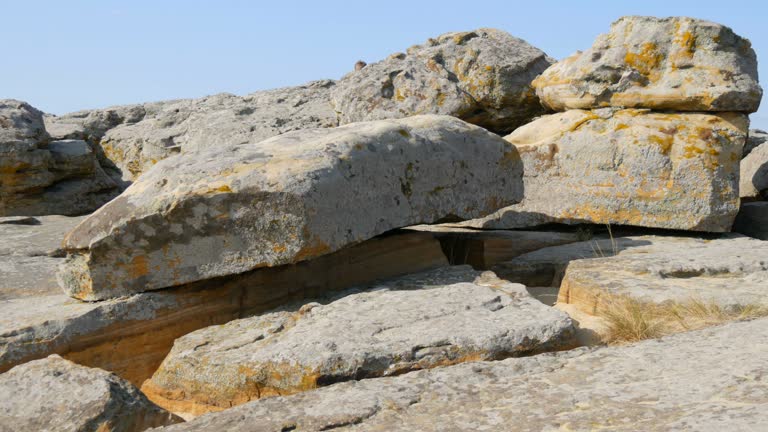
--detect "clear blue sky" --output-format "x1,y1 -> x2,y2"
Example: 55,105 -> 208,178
2,0 -> 766,129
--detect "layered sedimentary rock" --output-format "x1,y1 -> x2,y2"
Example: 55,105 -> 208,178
733,202 -> 768,239
1,100 -> 121,216
331,28 -> 553,135
0,355 -> 180,432
458,108 -> 747,231
534,16 -> 762,113
1,231 -> 446,384
740,137 -> 768,199
142,266 -> 575,417
57,115 -> 522,300
154,318 -> 768,432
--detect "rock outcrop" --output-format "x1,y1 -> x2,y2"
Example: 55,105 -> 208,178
534,16 -> 762,113
57,115 -> 522,300
733,202 -> 768,239
0,355 -> 180,432
153,318 -> 768,432
740,134 -> 768,199
458,108 -> 747,231
142,266 -> 575,417
331,28 -> 553,135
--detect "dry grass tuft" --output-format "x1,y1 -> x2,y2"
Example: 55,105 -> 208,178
598,296 -> 768,344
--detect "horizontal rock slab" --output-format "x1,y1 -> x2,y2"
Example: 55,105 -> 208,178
58,115 -> 522,300
740,137 -> 768,199
458,108 -> 747,232
153,317 -> 768,431
733,202 -> 768,240
406,224 -> 579,268
559,235 -> 768,315
534,16 -> 762,112
331,28 -> 553,135
0,355 -> 180,432
1,231 -> 447,384
142,266 -> 575,417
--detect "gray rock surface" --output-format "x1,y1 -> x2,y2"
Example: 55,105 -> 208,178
743,129 -> 767,156
152,317 -> 768,432
97,80 -> 338,180
0,355 -> 180,432
733,201 -> 768,240
57,115 -> 523,300
458,108 -> 747,232
142,266 -> 575,417
740,139 -> 768,199
331,28 -> 553,135
534,16 -> 762,112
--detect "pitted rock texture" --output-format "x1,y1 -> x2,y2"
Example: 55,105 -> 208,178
152,318 -> 768,432
534,16 -> 762,112
57,115 -> 523,300
1,231 -> 447,384
97,80 -> 338,181
142,266 -> 575,417
733,202 -> 768,240
0,355 -> 180,432
331,28 -> 553,135
558,235 -> 768,315
740,138 -> 768,199
457,108 -> 747,232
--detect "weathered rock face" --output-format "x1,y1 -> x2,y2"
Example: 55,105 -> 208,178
1,231 -> 447,384
733,202 -> 768,240
331,28 -> 553,135
743,128 -> 767,156
740,138 -> 768,199
558,235 -> 768,315
153,318 -> 768,432
534,16 -> 762,113
0,355 -> 180,432
57,115 -> 523,300
44,102 -> 168,142
458,108 -> 747,231
1,100 -> 121,216
98,80 -> 338,181
142,266 -> 575,417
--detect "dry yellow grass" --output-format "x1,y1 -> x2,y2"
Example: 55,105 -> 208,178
598,296 -> 768,344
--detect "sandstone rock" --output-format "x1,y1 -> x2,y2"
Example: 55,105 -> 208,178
331,28 -> 553,135
1,231 -> 447,384
406,224 -> 579,268
457,108 -> 747,232
743,129 -> 767,156
534,16 -> 762,112
142,266 -> 575,417
733,201 -> 768,240
44,102 -> 168,142
152,317 -> 768,431
0,355 -> 180,432
58,115 -> 522,300
97,80 -> 337,180
740,139 -> 768,199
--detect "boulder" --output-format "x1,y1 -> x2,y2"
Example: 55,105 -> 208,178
0,355 -> 180,432
57,115 -> 523,300
142,266 -> 575,417
152,317 -> 768,432
743,128 -> 767,156
331,28 -> 553,135
733,201 -> 768,239
533,16 -> 762,112
457,108 -> 747,232
97,80 -> 337,180
740,138 -> 768,199
1,231 -> 448,384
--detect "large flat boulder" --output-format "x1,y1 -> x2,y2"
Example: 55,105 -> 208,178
0,355 -> 180,432
740,138 -> 768,199
142,266 -> 575,417
57,115 -> 523,300
331,28 -> 553,135
1,231 -> 447,385
733,201 -> 768,240
153,317 -> 768,431
458,108 -> 747,232
534,16 -> 762,112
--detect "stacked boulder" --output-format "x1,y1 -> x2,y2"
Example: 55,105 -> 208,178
460,16 -> 761,232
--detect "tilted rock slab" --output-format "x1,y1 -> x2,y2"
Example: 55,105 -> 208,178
740,138 -> 768,199
458,108 -> 747,231
743,128 -> 767,156
0,355 -> 180,432
534,16 -> 762,112
58,115 -> 523,300
331,28 -> 553,135
153,317 -> 768,432
142,266 -> 575,417
558,234 -> 768,315
733,202 -> 768,240
1,231 -> 447,385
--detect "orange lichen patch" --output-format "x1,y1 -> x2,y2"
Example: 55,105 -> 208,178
649,135 -> 674,155
293,238 -> 332,262
130,255 -> 150,278
614,123 -> 630,131
272,244 -> 287,254
624,42 -> 663,80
